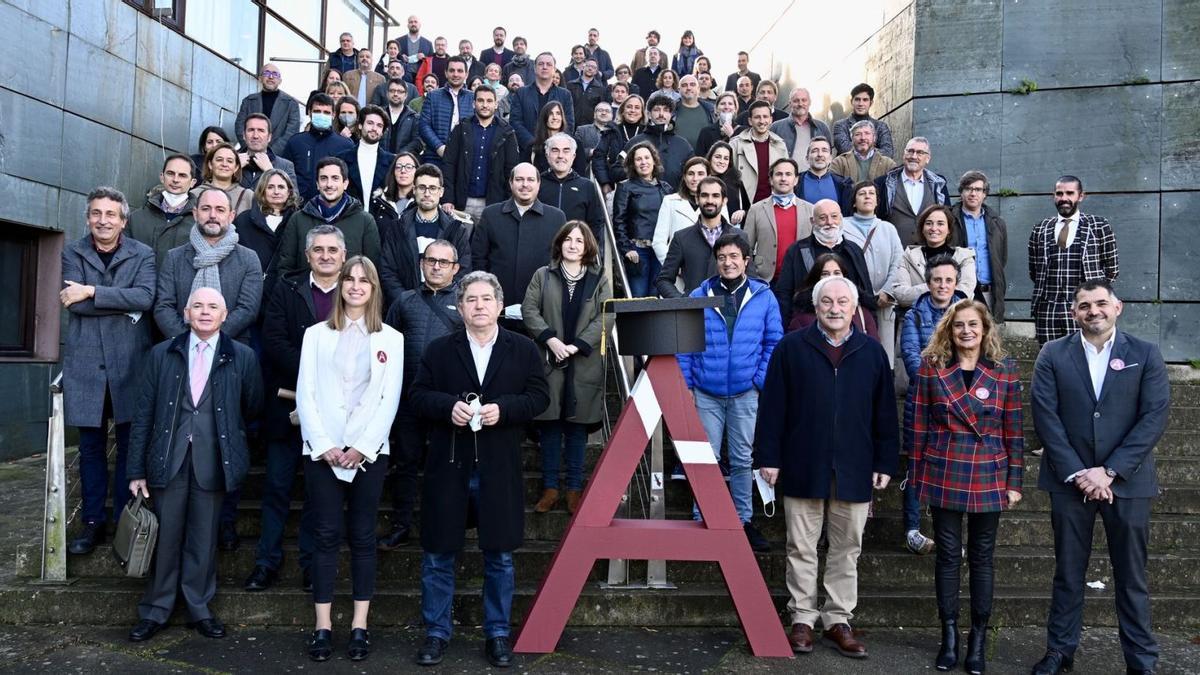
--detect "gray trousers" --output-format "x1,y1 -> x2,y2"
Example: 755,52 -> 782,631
138,456 -> 223,623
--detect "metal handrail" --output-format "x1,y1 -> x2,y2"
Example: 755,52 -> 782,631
41,372 -> 68,583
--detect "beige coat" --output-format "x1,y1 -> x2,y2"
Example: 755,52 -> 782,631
890,245 -> 977,308
830,151 -> 897,184
729,128 -> 787,205
342,69 -> 386,105
742,197 -> 814,282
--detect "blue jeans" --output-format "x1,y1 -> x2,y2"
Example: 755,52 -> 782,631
255,438 -> 314,572
421,473 -> 515,640
626,245 -> 661,298
692,389 -> 757,524
77,421 -> 130,525
539,420 -> 588,490
903,471 -> 922,532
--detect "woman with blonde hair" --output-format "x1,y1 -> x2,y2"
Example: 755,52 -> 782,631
296,256 -> 404,662
191,142 -> 254,216
233,168 -> 300,294
907,298 -> 1022,674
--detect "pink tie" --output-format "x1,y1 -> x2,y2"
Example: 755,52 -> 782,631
191,342 -> 208,405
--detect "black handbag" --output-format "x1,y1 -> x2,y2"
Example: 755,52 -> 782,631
113,496 -> 158,578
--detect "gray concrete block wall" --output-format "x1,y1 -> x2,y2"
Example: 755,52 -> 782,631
0,0 -> 251,458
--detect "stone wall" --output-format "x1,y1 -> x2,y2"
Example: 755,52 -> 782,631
0,0 -> 254,458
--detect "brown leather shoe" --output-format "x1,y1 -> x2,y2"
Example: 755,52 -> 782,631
565,490 -> 582,514
534,488 -> 560,513
788,623 -> 814,653
823,623 -> 867,658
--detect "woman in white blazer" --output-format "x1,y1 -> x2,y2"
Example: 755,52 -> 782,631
890,204 -> 977,308
296,255 -> 404,663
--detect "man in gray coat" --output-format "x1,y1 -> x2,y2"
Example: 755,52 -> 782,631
61,186 -> 157,555
234,62 -> 301,154
154,188 -> 263,343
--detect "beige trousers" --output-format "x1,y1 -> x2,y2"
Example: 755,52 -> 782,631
783,494 -> 870,628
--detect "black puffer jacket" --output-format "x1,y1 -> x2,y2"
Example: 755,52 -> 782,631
613,177 -> 672,254
379,206 -> 473,307
625,123 -> 694,190
592,123 -> 644,187
538,170 -> 607,246
127,331 -> 264,489
384,281 -> 463,394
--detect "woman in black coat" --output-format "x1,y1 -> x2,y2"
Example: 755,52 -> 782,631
613,142 -> 672,297
592,95 -> 646,189
705,141 -> 749,225
232,168 -> 300,312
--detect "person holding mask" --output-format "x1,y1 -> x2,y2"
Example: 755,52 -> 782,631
192,143 -> 254,216
909,299 -> 1022,674
335,97 -> 362,140
523,222 -> 611,514
296,256 -> 404,662
613,143 -> 673,297
890,204 -> 977,309
695,92 -> 738,158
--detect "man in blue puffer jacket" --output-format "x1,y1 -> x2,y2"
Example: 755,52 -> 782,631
899,255 -> 965,555
677,233 -> 783,553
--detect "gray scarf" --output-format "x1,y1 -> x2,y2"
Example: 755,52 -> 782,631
189,223 -> 239,296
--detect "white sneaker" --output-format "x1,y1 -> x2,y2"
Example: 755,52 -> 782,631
906,530 -> 935,554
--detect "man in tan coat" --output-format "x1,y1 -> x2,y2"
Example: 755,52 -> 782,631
342,49 -> 387,106
743,158 -> 814,283
729,100 -> 788,206
830,120 -> 897,184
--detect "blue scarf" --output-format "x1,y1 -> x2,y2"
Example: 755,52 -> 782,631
314,193 -> 350,223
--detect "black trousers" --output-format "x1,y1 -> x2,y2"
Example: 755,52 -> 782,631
1047,492 -> 1157,671
304,455 -> 389,604
388,410 -> 426,526
931,507 -> 1000,622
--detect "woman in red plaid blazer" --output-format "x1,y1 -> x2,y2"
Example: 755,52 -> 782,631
909,299 -> 1023,674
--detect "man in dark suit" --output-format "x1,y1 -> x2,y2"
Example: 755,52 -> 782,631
872,136 -> 951,246
657,177 -> 744,297
234,63 -> 301,154
340,105 -> 396,204
126,287 -> 264,642
1030,279 -> 1169,675
408,271 -> 549,668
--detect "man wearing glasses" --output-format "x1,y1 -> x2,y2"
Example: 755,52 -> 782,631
235,63 -> 301,155
872,137 -> 951,246
379,164 -> 473,308
952,170 -> 1009,322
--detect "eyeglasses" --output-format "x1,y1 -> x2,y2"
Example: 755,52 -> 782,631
413,184 -> 442,193
421,256 -> 457,268
904,149 -> 930,156
395,164 -> 417,171
962,186 -> 987,194
261,71 -> 281,79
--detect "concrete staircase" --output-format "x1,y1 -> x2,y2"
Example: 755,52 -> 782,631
6,323 -> 1200,630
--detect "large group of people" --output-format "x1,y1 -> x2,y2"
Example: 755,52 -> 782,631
57,16 -> 1166,675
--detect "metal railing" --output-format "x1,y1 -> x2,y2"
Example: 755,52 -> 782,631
41,372 -> 68,583
591,176 -> 673,589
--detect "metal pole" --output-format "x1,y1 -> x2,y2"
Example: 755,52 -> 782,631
645,421 -> 674,588
40,374 -> 68,583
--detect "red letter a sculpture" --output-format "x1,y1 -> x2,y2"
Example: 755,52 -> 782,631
514,355 -> 792,657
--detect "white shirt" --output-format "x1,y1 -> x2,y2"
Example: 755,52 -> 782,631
1054,213 -> 1078,248
335,316 -> 372,412
309,272 -> 338,293
1081,329 -> 1116,399
357,141 -> 378,200
902,173 -> 925,210
188,332 -> 219,381
467,328 -> 499,384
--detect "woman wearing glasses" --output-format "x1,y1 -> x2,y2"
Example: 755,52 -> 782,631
296,256 -> 404,662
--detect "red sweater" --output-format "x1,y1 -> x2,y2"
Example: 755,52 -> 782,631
773,204 -> 798,279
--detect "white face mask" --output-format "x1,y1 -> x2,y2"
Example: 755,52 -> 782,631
161,190 -> 189,207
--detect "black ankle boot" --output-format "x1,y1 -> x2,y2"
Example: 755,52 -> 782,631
935,619 -> 958,670
964,616 -> 989,674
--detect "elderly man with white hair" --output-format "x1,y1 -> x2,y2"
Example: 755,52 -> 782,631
754,272 -> 899,658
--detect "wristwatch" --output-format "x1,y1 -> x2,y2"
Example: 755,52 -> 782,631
1103,467 -> 1117,478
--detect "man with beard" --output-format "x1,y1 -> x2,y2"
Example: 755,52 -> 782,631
276,157 -> 381,277
724,51 -> 761,96
626,94 -> 693,190
340,105 -> 396,203
656,177 -> 745,297
566,58 -> 607,126
235,62 -> 301,154
483,27 -> 514,69
583,28 -> 614,81
1027,176 -> 1118,344
343,49 -> 386,106
509,52 -> 576,154
370,60 -> 418,109
400,15 -> 433,84
154,188 -> 263,343
418,56 -> 474,167
793,138 -> 853,215
773,200 -> 876,326
442,86 -> 520,223
379,76 -> 421,155
771,88 -> 833,171
238,113 -> 298,191
829,120 -> 897,184
730,100 -> 787,204
129,154 -> 198,267
502,37 -> 534,92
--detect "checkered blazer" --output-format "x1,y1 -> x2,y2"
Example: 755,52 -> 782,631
909,357 -> 1024,513
1027,212 -> 1119,306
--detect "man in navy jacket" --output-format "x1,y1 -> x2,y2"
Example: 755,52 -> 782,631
508,52 -> 575,154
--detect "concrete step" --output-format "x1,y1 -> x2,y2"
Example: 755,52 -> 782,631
2,577 -> 1197,629
26,540 -> 1200,589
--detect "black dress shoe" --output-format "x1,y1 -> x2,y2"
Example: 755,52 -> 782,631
377,524 -> 411,550
308,629 -> 332,662
485,636 -> 513,668
415,636 -> 448,666
348,627 -> 371,661
128,619 -> 164,642
188,617 -> 226,639
218,521 -> 239,551
301,567 -> 313,593
1032,649 -> 1074,674
243,565 -> 278,592
68,521 -> 105,555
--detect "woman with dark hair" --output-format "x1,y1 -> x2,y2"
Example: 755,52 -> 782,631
191,126 -> 231,174
529,101 -> 569,173
692,55 -> 712,76
787,252 -> 878,336
705,141 -> 748,225
308,68 -> 344,110
191,142 -> 254,216
909,299 -> 1022,674
891,204 -> 977,308
652,69 -> 681,104
652,156 -> 711,264
297,256 -> 404,662
233,168 -> 301,294
695,92 -> 738,158
335,96 -> 361,140
592,95 -> 646,190
671,30 -> 703,77
523,221 -> 612,515
613,142 -> 672,296
374,39 -> 401,75
370,152 -> 419,227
